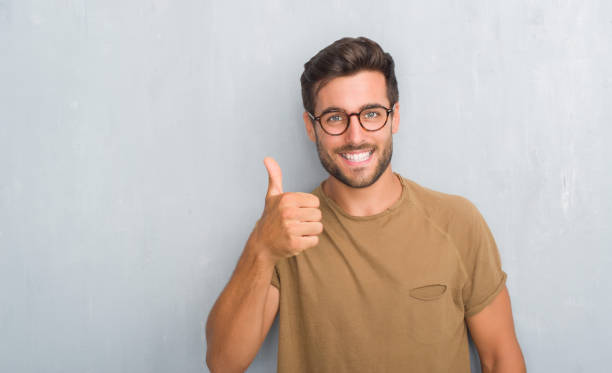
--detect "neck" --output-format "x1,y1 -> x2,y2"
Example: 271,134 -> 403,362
322,165 -> 402,217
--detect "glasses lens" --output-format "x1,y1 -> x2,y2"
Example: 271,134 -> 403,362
320,111 -> 348,135
360,107 -> 388,130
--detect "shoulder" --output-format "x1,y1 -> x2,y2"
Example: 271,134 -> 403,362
402,176 -> 478,225
400,176 -> 490,255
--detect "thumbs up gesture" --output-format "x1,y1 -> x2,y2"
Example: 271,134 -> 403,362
250,157 -> 323,264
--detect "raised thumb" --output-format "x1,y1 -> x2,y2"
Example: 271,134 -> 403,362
264,157 -> 283,198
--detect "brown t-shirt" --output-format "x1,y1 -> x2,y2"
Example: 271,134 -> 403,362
270,172 -> 507,372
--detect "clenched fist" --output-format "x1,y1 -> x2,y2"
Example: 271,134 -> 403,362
250,157 -> 323,264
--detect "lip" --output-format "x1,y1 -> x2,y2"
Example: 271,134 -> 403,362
339,149 -> 374,167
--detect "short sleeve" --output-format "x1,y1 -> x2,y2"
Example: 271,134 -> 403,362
461,200 -> 507,318
270,262 -> 280,290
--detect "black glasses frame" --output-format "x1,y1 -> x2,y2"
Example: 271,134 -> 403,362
308,104 -> 395,136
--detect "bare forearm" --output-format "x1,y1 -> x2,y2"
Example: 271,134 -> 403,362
205,237 -> 276,372
482,349 -> 526,373
206,156 -> 323,371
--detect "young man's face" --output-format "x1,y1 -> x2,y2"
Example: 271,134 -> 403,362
303,70 -> 400,188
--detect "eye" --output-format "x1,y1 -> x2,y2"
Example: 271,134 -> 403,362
324,113 -> 345,123
364,111 -> 379,119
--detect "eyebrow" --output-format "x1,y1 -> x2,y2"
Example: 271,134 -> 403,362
318,102 -> 387,116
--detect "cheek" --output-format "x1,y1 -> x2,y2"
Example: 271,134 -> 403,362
315,134 -> 337,152
319,140 -> 337,155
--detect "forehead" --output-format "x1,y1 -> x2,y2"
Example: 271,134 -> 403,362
315,70 -> 388,113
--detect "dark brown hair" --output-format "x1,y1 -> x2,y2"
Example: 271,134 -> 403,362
300,36 -> 399,116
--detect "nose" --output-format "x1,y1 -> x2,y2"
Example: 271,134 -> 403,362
344,114 -> 365,143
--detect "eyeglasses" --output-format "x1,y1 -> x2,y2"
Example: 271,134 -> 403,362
308,104 -> 395,136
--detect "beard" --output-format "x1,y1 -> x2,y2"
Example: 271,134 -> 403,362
314,128 -> 393,189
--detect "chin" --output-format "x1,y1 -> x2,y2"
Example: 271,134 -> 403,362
334,167 -> 382,189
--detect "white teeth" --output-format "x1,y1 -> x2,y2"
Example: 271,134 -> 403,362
341,150 -> 372,162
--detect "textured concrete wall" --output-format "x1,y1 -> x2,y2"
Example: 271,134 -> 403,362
1,1 -> 610,372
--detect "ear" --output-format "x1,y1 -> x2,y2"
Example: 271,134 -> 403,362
391,102 -> 400,134
303,111 -> 316,143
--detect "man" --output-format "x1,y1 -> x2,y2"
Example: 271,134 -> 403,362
206,36 -> 526,373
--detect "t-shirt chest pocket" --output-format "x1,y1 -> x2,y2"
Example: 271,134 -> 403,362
404,282 -> 463,344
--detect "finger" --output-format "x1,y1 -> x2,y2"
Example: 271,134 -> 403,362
264,157 -> 283,198
290,221 -> 324,236
283,192 -> 320,208
294,235 -> 319,251
293,207 -> 322,222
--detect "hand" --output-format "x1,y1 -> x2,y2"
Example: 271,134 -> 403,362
251,157 -> 323,264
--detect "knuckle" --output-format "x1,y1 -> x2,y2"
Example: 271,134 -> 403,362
279,194 -> 291,206
288,235 -> 299,249
282,219 -> 291,230
281,208 -> 293,220
286,223 -> 298,236
312,195 -> 320,207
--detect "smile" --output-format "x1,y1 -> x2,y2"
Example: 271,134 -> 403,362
339,149 -> 374,163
